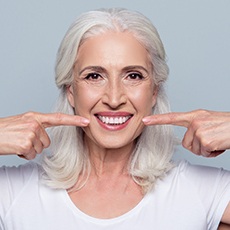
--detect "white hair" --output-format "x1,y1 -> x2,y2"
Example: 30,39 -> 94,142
42,8 -> 175,192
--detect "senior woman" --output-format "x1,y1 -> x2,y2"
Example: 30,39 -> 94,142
0,8 -> 230,229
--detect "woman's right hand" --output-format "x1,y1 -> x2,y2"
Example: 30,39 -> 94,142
0,112 -> 89,160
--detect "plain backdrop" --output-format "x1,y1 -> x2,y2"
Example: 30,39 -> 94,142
0,0 -> 229,168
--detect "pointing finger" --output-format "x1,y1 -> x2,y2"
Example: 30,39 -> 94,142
142,112 -> 194,128
24,112 -> 90,128
39,113 -> 90,128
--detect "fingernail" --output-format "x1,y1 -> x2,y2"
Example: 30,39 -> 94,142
142,117 -> 151,123
81,118 -> 90,125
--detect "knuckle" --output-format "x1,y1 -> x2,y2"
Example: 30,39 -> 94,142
35,148 -> 42,154
181,138 -> 189,150
22,111 -> 36,119
181,141 -> 187,149
17,147 -> 37,160
201,139 -> 213,151
36,143 -> 45,154
167,113 -> 177,122
194,109 -> 210,116
200,111 -> 212,121
29,121 -> 40,131
21,112 -> 41,131
43,138 -> 51,148
190,118 -> 203,130
190,109 -> 211,126
26,130 -> 37,140
25,152 -> 36,160
194,128 -> 204,139
201,149 -> 211,157
54,113 -> 64,122
19,139 -> 33,153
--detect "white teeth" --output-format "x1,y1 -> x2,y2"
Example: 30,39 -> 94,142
98,115 -> 131,125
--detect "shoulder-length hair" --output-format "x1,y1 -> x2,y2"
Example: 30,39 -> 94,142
42,8 -> 175,193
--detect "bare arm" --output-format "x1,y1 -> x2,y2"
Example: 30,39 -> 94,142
218,222 -> 230,230
0,112 -> 89,160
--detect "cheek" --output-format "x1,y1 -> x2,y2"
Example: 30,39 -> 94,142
130,87 -> 155,113
74,87 -> 101,114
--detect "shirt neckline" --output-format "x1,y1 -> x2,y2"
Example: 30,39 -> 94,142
62,188 -> 153,224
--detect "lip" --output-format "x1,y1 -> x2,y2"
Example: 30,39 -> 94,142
94,112 -> 133,131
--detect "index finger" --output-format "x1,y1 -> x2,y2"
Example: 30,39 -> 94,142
36,113 -> 90,128
142,112 -> 194,128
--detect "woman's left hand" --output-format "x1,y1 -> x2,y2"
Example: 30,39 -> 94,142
142,110 -> 230,157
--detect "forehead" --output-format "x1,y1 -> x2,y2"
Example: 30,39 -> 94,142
75,32 -> 151,69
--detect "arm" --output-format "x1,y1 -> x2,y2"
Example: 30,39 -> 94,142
218,222 -> 230,230
0,112 -> 89,160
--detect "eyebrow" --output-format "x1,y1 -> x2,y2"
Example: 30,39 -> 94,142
78,65 -> 150,75
78,66 -> 107,75
122,65 -> 149,74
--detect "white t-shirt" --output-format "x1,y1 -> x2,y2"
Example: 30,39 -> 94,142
0,161 -> 230,230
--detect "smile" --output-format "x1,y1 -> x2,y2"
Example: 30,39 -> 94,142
97,115 -> 132,125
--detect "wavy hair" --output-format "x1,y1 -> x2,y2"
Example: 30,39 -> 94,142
42,8 -> 175,192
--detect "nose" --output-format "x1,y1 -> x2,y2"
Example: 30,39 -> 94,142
101,79 -> 127,109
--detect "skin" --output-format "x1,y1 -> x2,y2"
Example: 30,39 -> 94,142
0,32 -> 229,223
0,112 -> 89,159
143,109 -> 230,224
143,110 -> 230,157
219,222 -> 230,229
66,31 -> 157,218
67,32 -> 157,152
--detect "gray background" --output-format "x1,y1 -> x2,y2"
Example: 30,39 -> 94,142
0,0 -> 229,168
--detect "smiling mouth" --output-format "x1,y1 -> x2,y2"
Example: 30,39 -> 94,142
96,115 -> 132,125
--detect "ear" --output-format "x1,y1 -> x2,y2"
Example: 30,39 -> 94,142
151,86 -> 158,107
66,85 -> 75,108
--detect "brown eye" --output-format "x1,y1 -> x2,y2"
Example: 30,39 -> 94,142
127,73 -> 144,80
85,73 -> 102,80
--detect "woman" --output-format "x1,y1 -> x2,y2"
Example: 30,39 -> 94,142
0,8 -> 230,229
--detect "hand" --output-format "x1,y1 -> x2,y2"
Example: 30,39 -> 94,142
143,110 -> 230,157
0,112 -> 89,160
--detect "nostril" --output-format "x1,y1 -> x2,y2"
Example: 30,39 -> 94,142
100,80 -> 127,109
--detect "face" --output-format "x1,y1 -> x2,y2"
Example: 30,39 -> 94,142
67,32 -> 157,151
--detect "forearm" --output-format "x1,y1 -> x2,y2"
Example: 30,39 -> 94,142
218,222 -> 230,230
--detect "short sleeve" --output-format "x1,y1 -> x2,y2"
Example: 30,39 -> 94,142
0,162 -> 39,226
181,161 -> 230,229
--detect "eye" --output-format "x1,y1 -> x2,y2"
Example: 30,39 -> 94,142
85,73 -> 102,81
126,72 -> 144,80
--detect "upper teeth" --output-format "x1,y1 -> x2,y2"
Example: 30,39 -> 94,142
98,116 -> 131,125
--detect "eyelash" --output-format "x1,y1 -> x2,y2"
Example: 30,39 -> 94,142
84,73 -> 102,80
83,72 -> 145,82
126,72 -> 144,80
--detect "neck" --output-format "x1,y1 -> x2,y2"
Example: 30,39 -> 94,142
85,139 -> 135,177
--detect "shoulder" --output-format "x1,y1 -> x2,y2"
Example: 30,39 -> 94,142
173,160 -> 230,182
0,161 -> 41,191
169,160 -> 230,188
170,160 -> 230,214
0,162 -> 42,218
0,161 -> 40,176
156,161 -> 230,228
